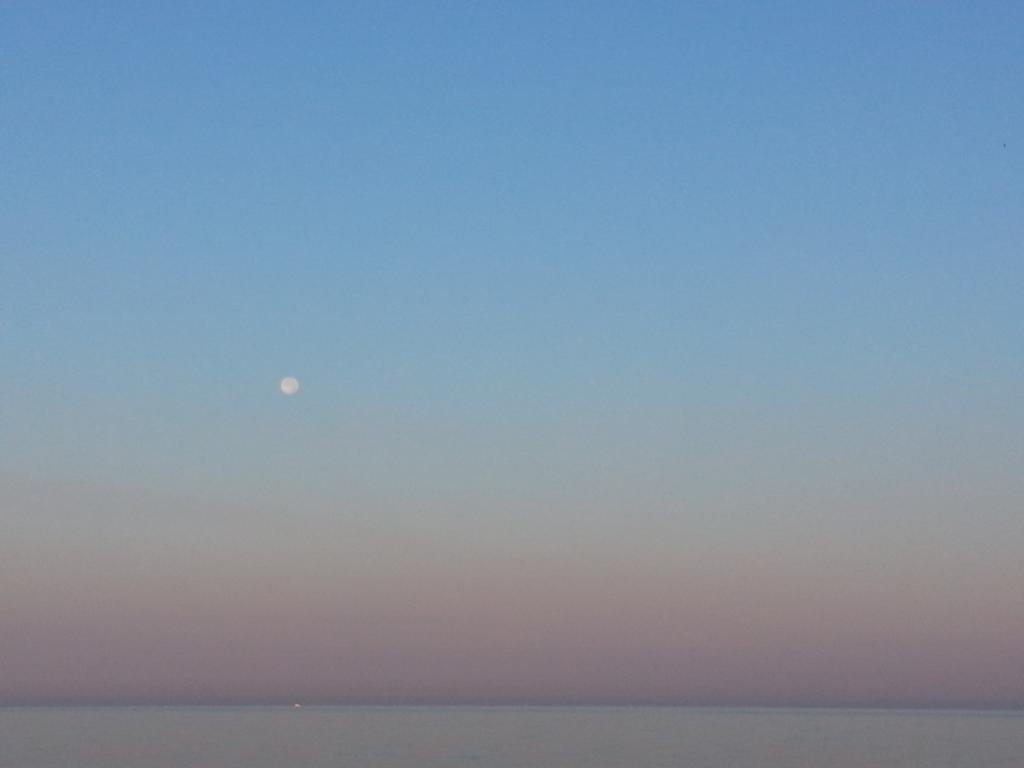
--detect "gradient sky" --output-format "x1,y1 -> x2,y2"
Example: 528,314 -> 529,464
2,1 -> 1023,707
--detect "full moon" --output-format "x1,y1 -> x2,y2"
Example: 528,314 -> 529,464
279,377 -> 300,396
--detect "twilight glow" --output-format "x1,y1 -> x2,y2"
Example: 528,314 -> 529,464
2,2 -> 1022,708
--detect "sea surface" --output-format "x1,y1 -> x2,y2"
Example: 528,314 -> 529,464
1,706 -> 1022,768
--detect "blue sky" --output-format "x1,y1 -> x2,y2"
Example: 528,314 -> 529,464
2,2 -> 1023,705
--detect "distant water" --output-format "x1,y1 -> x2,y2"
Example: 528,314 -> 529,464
1,706 -> 1022,768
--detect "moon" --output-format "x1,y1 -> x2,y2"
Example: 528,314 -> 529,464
279,377 -> 300,396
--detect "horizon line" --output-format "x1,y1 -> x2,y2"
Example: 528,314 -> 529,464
4,701 -> 1022,712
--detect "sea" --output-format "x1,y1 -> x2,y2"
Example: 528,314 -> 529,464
1,706 -> 1022,768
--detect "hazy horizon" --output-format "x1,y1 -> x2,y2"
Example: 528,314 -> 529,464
3,2 -> 1022,709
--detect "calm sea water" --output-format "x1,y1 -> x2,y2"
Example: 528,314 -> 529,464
1,706 -> 1022,768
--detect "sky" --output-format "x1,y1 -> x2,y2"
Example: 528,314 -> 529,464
1,1 -> 1022,707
